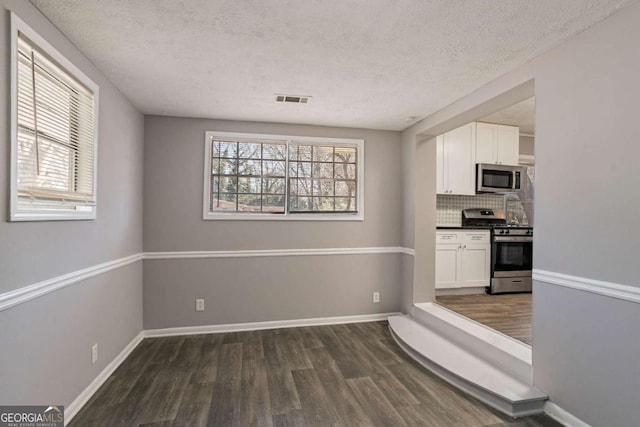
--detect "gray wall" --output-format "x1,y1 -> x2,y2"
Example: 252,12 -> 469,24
144,255 -> 401,329
533,282 -> 640,427
531,6 -> 639,425
402,2 -> 640,425
519,135 -> 534,156
0,0 -> 144,409
143,116 -> 403,328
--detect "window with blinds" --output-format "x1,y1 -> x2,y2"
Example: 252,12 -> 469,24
10,13 -> 98,221
204,131 -> 364,220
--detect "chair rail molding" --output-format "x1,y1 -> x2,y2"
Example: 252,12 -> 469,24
533,269 -> 640,304
144,246 -> 412,259
0,253 -> 143,311
1,247 -> 414,311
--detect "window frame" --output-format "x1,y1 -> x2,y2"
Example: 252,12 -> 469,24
9,12 -> 99,222
203,131 -> 364,221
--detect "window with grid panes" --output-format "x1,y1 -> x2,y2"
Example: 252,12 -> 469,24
288,143 -> 357,213
204,132 -> 363,220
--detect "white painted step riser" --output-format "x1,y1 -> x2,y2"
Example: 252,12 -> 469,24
387,315 -> 547,419
412,303 -> 531,362
388,322 -> 546,418
411,306 -> 532,384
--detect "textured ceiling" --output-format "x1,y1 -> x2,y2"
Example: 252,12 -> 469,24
480,97 -> 536,136
31,0 -> 636,131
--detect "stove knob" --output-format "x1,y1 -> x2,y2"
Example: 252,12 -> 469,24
499,230 -> 505,234
505,230 -> 510,235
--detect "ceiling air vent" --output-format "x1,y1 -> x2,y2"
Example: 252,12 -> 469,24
275,94 -> 311,104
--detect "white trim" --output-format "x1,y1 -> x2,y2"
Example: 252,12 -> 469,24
519,154 -> 535,165
144,312 -> 400,337
544,401 -> 592,427
203,131 -> 364,221
0,253 -> 143,312
0,247 -> 411,310
400,247 -> 415,256
65,331 -> 144,425
144,246 -> 408,260
415,302 -> 532,361
9,12 -> 99,222
533,269 -> 640,304
201,213 -> 364,221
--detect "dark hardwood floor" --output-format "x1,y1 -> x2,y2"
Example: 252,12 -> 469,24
70,321 -> 556,426
436,294 -> 532,345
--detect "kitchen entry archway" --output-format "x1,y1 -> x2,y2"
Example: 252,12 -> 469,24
410,80 -> 536,348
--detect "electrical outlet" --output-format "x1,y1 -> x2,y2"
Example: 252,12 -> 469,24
195,298 -> 205,312
91,343 -> 98,365
373,292 -> 380,303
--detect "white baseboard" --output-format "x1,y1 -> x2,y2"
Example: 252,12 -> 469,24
544,401 -> 591,427
144,312 -> 400,338
64,331 -> 144,425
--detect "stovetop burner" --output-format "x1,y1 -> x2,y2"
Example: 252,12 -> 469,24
461,208 -> 532,232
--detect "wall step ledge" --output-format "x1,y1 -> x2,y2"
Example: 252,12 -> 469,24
388,307 -> 547,418
534,269 -> 640,304
413,302 -> 532,381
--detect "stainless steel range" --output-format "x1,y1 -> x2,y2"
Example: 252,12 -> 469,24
461,209 -> 533,294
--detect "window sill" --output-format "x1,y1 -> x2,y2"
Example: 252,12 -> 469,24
10,210 -> 96,222
202,212 -> 364,221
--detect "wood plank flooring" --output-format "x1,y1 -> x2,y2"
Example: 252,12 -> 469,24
436,294 -> 532,345
70,321 -> 556,426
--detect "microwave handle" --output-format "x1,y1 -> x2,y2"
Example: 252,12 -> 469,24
514,171 -> 521,189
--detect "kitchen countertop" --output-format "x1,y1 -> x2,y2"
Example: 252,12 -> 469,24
436,226 -> 492,230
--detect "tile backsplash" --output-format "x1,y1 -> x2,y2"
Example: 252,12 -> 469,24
436,194 -> 505,226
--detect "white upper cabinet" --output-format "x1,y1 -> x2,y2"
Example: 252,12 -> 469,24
436,122 -> 476,195
475,122 -> 520,166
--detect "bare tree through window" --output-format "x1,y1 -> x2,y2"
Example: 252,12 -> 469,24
207,135 -> 360,216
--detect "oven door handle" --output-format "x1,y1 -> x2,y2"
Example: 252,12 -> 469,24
493,236 -> 533,243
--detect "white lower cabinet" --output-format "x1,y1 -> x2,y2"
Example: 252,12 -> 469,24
436,230 -> 490,289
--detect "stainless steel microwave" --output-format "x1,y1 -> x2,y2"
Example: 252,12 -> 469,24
476,163 -> 523,193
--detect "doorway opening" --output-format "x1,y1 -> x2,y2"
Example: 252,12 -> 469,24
434,96 -> 536,346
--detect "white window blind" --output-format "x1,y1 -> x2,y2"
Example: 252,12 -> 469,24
11,14 -> 98,221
